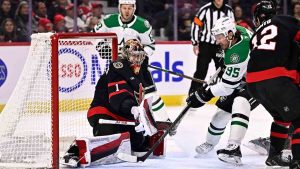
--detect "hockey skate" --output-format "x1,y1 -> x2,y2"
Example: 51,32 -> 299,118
62,153 -> 80,168
61,143 -> 80,168
265,152 -> 291,167
217,144 -> 242,165
244,137 -> 270,155
290,159 -> 300,169
195,142 -> 214,156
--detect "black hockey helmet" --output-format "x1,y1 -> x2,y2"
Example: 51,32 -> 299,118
253,0 -> 276,27
264,0 -> 277,8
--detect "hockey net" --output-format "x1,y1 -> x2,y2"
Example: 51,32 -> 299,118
0,33 -> 118,168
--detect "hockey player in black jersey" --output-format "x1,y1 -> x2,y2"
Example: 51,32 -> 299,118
246,1 -> 300,168
61,39 -> 162,167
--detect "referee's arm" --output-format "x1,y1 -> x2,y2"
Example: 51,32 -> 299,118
191,7 -> 206,46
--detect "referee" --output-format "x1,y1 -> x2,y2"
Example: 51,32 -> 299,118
189,0 -> 234,95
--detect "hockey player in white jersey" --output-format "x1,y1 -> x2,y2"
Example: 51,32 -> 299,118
187,17 -> 259,165
93,0 -> 155,56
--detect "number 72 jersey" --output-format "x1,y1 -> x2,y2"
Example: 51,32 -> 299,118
246,15 -> 300,84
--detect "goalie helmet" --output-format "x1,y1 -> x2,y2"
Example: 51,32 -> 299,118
122,39 -> 146,74
119,0 -> 136,13
211,17 -> 236,37
253,1 -> 276,27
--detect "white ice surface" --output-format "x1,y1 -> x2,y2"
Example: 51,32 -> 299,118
82,104 -> 275,169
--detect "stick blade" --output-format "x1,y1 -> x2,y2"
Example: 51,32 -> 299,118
117,152 -> 138,163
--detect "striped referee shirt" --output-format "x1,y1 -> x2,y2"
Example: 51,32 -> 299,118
191,2 -> 234,45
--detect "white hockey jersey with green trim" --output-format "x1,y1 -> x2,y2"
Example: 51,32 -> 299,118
210,26 -> 253,96
93,14 -> 155,56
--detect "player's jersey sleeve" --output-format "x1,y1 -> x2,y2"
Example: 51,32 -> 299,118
93,17 -> 108,33
130,16 -> 155,56
211,26 -> 252,96
210,59 -> 248,96
141,56 -> 157,94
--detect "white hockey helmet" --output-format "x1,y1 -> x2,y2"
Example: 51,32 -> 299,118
119,0 -> 136,13
211,17 -> 236,37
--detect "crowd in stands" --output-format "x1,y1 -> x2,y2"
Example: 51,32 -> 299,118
0,0 -> 299,42
0,0 -> 105,42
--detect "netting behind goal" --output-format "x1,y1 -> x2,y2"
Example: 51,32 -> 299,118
0,33 -> 118,168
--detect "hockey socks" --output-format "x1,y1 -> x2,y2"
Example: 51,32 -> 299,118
270,120 -> 290,154
206,109 -> 231,145
292,120 -> 300,161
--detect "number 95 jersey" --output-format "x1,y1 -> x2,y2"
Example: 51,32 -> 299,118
246,15 -> 300,84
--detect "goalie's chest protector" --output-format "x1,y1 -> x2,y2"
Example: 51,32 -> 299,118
108,60 -> 150,101
95,14 -> 151,47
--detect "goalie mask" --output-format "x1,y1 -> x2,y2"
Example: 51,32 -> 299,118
122,39 -> 146,74
211,17 -> 236,50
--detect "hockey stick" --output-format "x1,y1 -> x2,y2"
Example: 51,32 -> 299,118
98,119 -> 136,126
169,67 -> 222,133
148,64 -> 207,84
207,67 -> 221,85
117,102 -> 192,162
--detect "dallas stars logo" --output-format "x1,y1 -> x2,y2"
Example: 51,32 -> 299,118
230,53 -> 240,64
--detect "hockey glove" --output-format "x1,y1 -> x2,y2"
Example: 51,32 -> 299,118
131,102 -> 158,136
187,88 -> 214,108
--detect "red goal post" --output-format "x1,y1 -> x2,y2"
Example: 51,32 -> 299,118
51,33 -> 118,168
0,33 -> 118,168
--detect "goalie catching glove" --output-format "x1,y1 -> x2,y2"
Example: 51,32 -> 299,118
187,88 -> 214,108
131,98 -> 158,136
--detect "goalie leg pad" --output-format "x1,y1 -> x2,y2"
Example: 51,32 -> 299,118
73,132 -> 131,167
149,130 -> 166,156
76,138 -> 91,167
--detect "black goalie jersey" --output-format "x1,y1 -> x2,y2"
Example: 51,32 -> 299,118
88,57 -> 156,125
246,15 -> 300,85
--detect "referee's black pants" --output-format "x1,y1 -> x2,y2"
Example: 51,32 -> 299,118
189,42 -> 220,94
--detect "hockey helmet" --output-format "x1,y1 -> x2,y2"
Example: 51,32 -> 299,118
119,0 -> 136,13
122,39 -> 146,69
253,1 -> 276,27
211,17 -> 236,37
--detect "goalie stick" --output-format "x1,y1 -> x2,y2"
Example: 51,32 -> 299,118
99,119 -> 136,126
117,102 -> 192,163
169,67 -> 222,133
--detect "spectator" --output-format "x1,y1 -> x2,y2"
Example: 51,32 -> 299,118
91,3 -> 104,21
53,14 -> 67,33
36,18 -> 53,33
178,2 -> 193,40
233,5 -> 253,31
33,1 -> 48,33
0,0 -> 14,26
47,0 -> 70,21
64,3 -> 86,32
15,1 -> 30,42
0,18 -> 19,42
189,0 -> 234,95
151,2 -> 173,39
78,0 -> 92,22
293,2 -> 300,21
86,16 -> 98,32
10,0 -> 21,16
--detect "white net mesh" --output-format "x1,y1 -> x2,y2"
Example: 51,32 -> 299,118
0,33 -> 117,168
